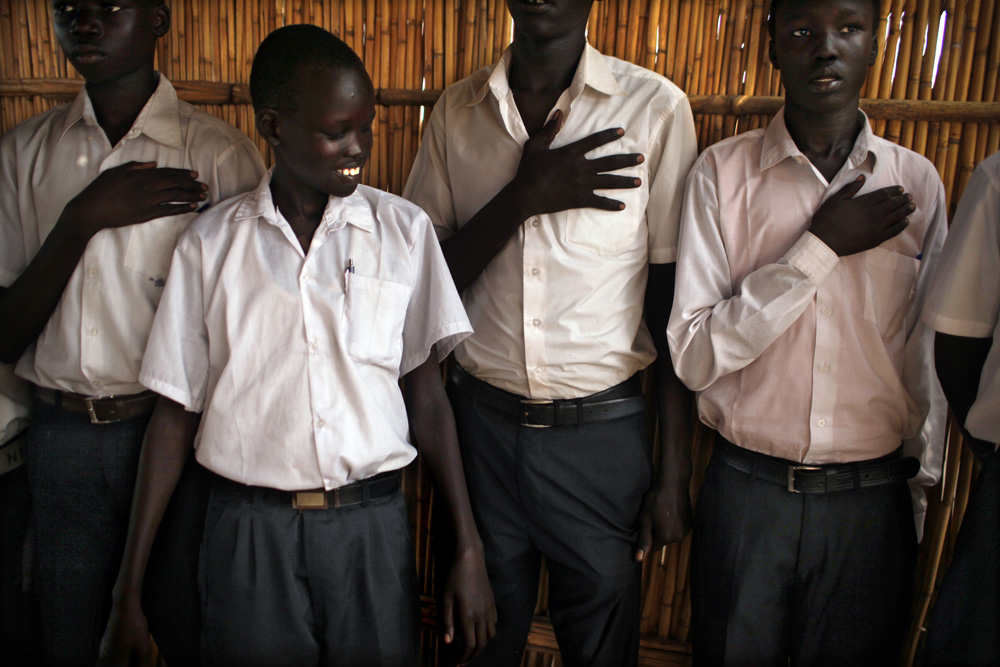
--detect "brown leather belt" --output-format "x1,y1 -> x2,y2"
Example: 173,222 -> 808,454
36,387 -> 157,424
213,470 -> 402,510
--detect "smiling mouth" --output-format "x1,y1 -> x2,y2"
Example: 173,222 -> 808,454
337,167 -> 362,177
809,75 -> 842,90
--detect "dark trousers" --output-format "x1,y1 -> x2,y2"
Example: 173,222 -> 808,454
24,398 -> 208,666
691,442 -> 917,666
0,440 -> 42,666
198,475 -> 419,667
925,448 -> 999,666
447,373 -> 650,667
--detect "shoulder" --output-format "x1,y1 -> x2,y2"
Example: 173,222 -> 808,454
0,103 -> 72,155
691,129 -> 766,178
972,150 -> 1000,192
175,100 -> 258,155
356,185 -> 435,246
871,136 -> 942,191
181,190 -> 254,249
433,64 -> 494,113
602,54 -> 689,111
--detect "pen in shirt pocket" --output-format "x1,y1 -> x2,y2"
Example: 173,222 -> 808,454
195,202 -> 211,213
345,258 -> 354,294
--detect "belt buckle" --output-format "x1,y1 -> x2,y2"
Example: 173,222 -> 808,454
520,399 -> 553,428
787,465 -> 822,493
292,491 -> 329,510
85,396 -> 119,425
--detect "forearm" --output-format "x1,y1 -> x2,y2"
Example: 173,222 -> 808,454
934,332 -> 992,441
440,183 -> 533,291
112,397 -> 200,601
0,217 -> 93,363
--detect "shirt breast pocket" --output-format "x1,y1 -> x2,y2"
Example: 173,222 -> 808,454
124,213 -> 197,287
864,247 -> 920,340
344,273 -> 413,370
564,162 -> 647,256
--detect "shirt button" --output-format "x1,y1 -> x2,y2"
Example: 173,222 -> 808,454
88,267 -> 98,277
300,274 -> 310,284
531,219 -> 540,228
817,418 -> 827,428
821,306 -> 833,317
316,418 -> 325,428
531,318 -> 541,327
820,362 -> 831,374
534,367 -> 542,376
88,327 -> 98,336
309,342 -> 319,352
530,268 -> 540,277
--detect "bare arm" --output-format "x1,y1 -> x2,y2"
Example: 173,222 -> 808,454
635,263 -> 693,561
403,356 -> 495,663
97,396 -> 201,667
0,162 -> 206,363
935,332 -> 994,448
441,110 -> 643,290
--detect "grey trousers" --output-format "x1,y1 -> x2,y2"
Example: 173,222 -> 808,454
199,475 -> 420,667
447,371 -> 649,667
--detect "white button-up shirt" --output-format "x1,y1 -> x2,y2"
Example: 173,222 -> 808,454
923,150 -> 1000,446
669,109 -> 946,490
0,75 -> 265,397
140,173 -> 472,491
404,44 -> 698,399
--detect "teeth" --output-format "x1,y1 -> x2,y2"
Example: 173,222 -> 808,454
338,167 -> 361,176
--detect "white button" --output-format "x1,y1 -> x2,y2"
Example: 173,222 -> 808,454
300,274 -> 310,283
817,418 -> 827,427
88,267 -> 98,277
821,306 -> 833,317
531,219 -> 540,228
88,327 -> 98,336
309,342 -> 318,352
820,362 -> 831,374
530,268 -> 540,276
531,318 -> 541,327
316,418 -> 325,428
534,367 -> 542,376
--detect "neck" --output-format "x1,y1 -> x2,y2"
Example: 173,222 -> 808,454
508,32 -> 586,93
86,67 -> 159,147
268,166 -> 329,231
782,98 -> 864,161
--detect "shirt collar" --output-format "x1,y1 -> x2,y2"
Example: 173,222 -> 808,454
57,74 -> 184,148
235,169 -> 375,234
760,106 -> 879,175
469,42 -> 626,107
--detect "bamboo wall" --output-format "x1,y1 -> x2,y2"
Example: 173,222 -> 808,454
2,1 -> 999,665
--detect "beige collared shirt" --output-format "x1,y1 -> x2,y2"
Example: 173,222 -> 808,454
923,151 -> 1000,446
669,108 -> 947,490
404,44 -> 698,399
0,75 -> 265,397
140,173 -> 472,491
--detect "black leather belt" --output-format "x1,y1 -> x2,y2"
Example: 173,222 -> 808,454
449,363 -> 646,428
213,470 -> 401,510
36,387 -> 157,424
714,435 -> 919,494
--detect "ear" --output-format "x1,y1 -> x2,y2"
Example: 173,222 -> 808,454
256,109 -> 282,147
868,36 -> 878,66
152,4 -> 170,39
768,38 -> 779,70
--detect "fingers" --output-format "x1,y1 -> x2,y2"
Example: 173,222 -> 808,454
635,516 -> 652,562
590,174 -> 642,191
588,153 -> 644,174
881,217 -> 910,241
569,127 -> 626,155
588,195 -> 627,212
876,192 -> 912,216
532,109 -> 563,148
441,594 -> 455,646
158,187 -> 209,203
832,174 -> 866,200
117,161 -> 158,171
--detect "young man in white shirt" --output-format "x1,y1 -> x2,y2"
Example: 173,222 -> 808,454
97,25 -> 495,666
0,1 -> 265,663
668,0 -> 946,662
404,1 -> 698,663
922,149 -> 1000,665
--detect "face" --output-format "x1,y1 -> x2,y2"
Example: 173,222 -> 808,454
769,0 -> 877,114
263,64 -> 376,199
506,0 -> 596,43
51,1 -> 168,84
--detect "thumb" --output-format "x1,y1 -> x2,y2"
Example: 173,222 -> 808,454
832,174 -> 866,200
442,592 -> 455,645
635,516 -> 652,562
532,109 -> 563,148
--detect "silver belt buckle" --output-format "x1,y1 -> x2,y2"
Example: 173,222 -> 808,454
521,399 -> 553,428
787,465 -> 822,493
85,395 -> 118,425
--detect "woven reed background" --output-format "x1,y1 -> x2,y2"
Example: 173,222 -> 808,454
2,1 -> 998,665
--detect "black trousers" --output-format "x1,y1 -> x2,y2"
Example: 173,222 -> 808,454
447,372 -> 650,667
198,475 -> 419,667
691,441 -> 917,666
24,398 -> 208,666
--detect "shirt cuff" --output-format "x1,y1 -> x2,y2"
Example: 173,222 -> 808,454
921,310 -> 996,339
785,232 -> 839,284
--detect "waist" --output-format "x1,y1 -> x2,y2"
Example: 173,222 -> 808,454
449,363 -> 646,428
36,387 -> 157,424
212,469 -> 402,510
713,434 -> 918,494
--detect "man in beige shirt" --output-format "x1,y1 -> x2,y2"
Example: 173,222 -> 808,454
668,0 -> 946,663
404,0 -> 698,663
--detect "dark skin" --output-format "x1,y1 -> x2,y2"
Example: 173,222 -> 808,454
935,333 -> 995,452
441,0 -> 692,558
769,0 -> 914,255
99,62 -> 495,665
0,0 -> 207,365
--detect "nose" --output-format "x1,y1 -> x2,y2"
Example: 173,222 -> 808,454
70,8 -> 102,37
813,31 -> 837,60
343,130 -> 370,158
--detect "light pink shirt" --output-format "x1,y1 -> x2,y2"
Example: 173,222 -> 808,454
404,44 -> 698,399
923,150 -> 1000,446
0,75 -> 265,397
140,173 -> 472,490
669,109 -> 946,491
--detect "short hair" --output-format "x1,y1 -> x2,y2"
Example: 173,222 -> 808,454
250,24 -> 368,112
767,0 -> 882,36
